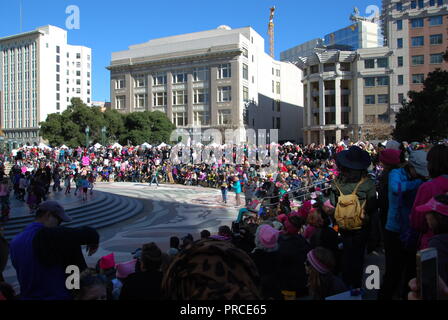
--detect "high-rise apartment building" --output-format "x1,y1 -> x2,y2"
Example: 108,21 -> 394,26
0,25 -> 92,145
382,0 -> 448,104
108,26 -> 303,143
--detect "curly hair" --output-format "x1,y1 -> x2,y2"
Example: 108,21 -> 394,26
427,145 -> 448,179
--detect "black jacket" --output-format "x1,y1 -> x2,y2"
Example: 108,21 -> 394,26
33,226 -> 99,271
119,270 -> 163,300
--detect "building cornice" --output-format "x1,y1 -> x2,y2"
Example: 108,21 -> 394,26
107,49 -> 242,72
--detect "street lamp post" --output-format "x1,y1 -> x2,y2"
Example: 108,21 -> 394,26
85,126 -> 90,148
101,126 -> 106,146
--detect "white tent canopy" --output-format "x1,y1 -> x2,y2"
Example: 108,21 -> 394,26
38,143 -> 51,150
111,142 -> 122,149
141,142 -> 152,149
60,145 -> 69,149
158,142 -> 169,148
94,143 -> 102,149
283,141 -> 293,146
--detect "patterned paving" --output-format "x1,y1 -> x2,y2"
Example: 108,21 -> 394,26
3,183 -> 241,290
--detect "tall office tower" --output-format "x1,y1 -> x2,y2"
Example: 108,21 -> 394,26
0,25 -> 92,146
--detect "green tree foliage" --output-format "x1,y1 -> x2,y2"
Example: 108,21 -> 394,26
40,98 -> 175,147
393,69 -> 448,142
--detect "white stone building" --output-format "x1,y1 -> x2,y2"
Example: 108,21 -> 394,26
0,25 -> 92,145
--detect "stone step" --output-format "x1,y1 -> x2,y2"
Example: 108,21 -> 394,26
2,193 -> 143,241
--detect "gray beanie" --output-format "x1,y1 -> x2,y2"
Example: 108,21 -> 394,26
385,140 -> 401,151
409,150 -> 429,178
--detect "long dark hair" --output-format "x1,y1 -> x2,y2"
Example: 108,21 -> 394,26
427,145 -> 448,179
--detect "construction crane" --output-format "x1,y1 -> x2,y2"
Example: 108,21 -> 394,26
268,6 -> 275,58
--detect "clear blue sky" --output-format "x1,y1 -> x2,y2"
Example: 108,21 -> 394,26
1,0 -> 382,102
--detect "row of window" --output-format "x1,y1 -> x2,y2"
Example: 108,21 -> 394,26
116,87 -> 234,109
364,58 -> 389,69
397,34 -> 444,48
396,0 -> 444,11
365,94 -> 389,105
412,53 -> 445,65
57,47 -> 89,61
397,16 -> 444,30
364,76 -> 390,87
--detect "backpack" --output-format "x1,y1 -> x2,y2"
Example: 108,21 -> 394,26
334,178 -> 367,231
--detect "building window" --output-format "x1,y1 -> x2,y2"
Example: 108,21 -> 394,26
76,79 -> 81,85
340,63 -> 351,71
276,69 -> 281,77
412,74 -> 425,84
218,86 -> 231,102
412,55 -> 425,65
364,59 -> 375,69
115,79 -> 126,89
276,82 -> 281,94
173,112 -> 187,127
172,90 -> 188,105
218,110 -> 232,125
56,83 -> 60,91
56,46 -> 60,54
76,88 -> 81,94
397,20 -> 403,30
134,75 -> 146,88
56,93 -> 60,101
76,53 -> 81,59
418,0 -> 424,8
193,67 -> 209,81
218,64 -> 231,79
242,64 -> 249,80
398,75 -> 404,85
364,77 -> 375,87
398,93 -> 404,104
76,62 -> 81,68
87,55 -> 91,61
56,55 -> 60,63
397,38 -> 403,48
194,111 -> 210,126
116,96 -> 125,109
310,65 -> 319,74
430,53 -> 444,64
411,0 -> 417,8
193,89 -> 209,104
430,34 -> 443,45
243,86 -> 249,102
438,0 -> 444,5
242,47 -> 248,58
276,100 -> 281,112
87,80 -> 90,87
135,94 -> 147,108
376,76 -> 389,86
411,18 -> 424,28
56,65 -> 60,72
56,74 -> 60,82
412,36 -> 424,47
378,94 -> 389,104
87,72 -> 90,78
172,71 -> 187,84
76,71 -> 81,76
429,16 -> 443,26
377,58 -> 389,68
398,56 -> 404,67
153,92 -> 167,106
396,2 -> 403,11
153,73 -> 167,86
365,95 -> 376,105
272,80 -> 275,93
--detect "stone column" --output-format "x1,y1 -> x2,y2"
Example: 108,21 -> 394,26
231,60 -> 241,127
210,66 -> 218,126
187,73 -> 194,126
319,130 -> 326,146
306,82 -> 312,127
318,78 -> 325,126
147,74 -> 153,111
167,71 -> 173,122
125,73 -> 133,113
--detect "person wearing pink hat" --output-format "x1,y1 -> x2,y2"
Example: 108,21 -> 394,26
250,224 -> 282,299
416,194 -> 448,284
111,259 -> 137,300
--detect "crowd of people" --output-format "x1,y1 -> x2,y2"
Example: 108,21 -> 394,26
0,138 -> 447,301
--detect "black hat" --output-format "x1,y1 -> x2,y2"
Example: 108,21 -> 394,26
336,146 -> 371,170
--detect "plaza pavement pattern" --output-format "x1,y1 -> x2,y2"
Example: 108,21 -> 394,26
2,182 -> 384,299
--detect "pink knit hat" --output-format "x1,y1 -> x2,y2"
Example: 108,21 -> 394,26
257,225 -> 280,249
99,253 -> 115,270
116,259 -> 137,279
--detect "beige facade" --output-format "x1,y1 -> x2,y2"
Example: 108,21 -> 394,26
296,47 -> 394,145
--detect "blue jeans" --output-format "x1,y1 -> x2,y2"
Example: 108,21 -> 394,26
150,176 -> 159,186
221,189 -> 227,203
